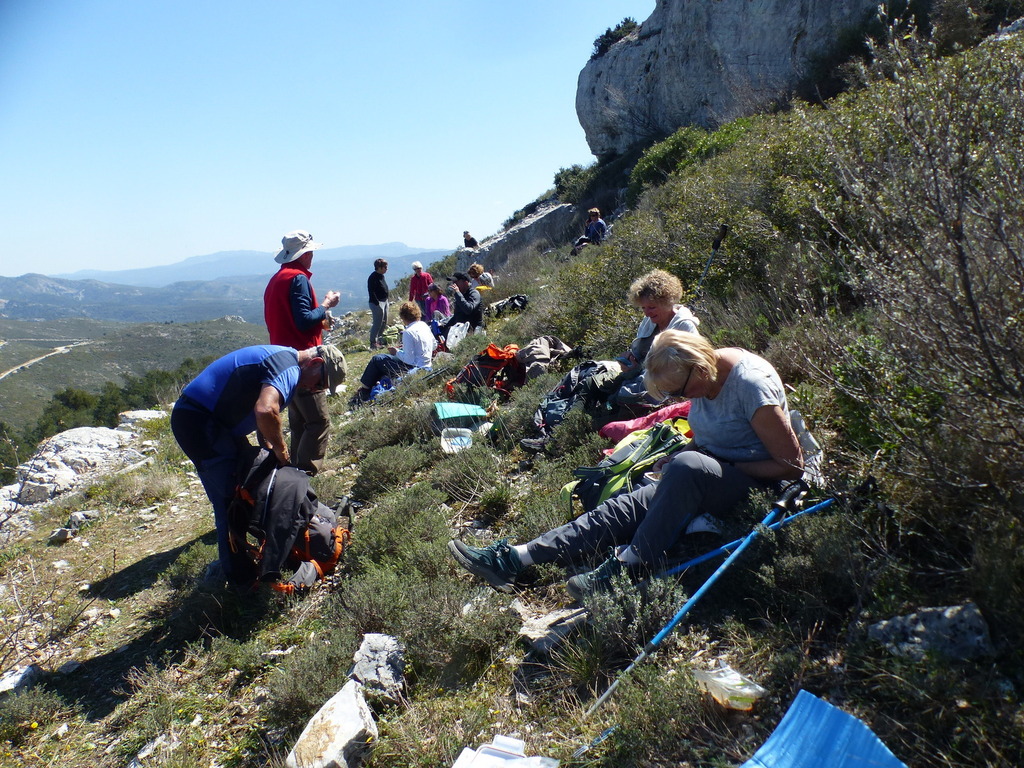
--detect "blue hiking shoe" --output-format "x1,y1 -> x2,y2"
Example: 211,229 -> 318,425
566,555 -> 628,602
448,538 -> 523,592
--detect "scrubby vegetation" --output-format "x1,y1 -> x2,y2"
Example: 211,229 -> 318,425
3,25 -> 1024,768
590,17 -> 639,60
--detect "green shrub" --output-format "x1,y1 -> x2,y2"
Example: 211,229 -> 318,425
159,540 -> 218,591
347,483 -> 449,577
336,401 -> 435,454
331,565 -> 516,682
351,443 -> 430,501
84,466 -> 183,508
553,163 -> 599,204
0,687 -> 69,747
430,442 -> 507,508
266,626 -> 361,728
591,17 -> 639,60
628,118 -> 753,203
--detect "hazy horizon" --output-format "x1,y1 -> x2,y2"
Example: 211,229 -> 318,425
0,0 -> 655,277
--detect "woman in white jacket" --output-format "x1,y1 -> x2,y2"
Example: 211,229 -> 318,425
352,301 -> 434,403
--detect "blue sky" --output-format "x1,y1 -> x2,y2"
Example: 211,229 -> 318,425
0,0 -> 654,277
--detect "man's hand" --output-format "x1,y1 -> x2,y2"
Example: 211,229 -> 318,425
254,384 -> 290,465
323,290 -> 340,309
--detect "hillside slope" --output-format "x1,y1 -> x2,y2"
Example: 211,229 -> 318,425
2,30 -> 1023,768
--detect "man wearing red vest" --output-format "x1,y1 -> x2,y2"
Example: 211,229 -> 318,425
263,230 -> 344,475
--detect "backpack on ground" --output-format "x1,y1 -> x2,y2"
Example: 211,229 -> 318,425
227,448 -> 351,594
532,360 -> 621,437
445,343 -> 526,400
486,294 -> 529,318
562,420 -> 691,513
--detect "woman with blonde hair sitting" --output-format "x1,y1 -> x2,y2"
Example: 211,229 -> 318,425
451,330 -> 803,599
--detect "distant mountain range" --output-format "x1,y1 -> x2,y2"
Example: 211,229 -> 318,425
0,243 -> 450,324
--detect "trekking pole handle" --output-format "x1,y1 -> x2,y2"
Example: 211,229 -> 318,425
773,478 -> 808,513
712,223 -> 729,251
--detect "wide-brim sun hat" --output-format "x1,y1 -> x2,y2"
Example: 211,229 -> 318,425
317,344 -> 348,393
275,230 -> 323,264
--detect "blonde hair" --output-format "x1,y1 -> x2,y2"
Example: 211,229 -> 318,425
467,263 -> 484,279
627,269 -> 683,307
398,300 -> 422,323
644,330 -> 717,400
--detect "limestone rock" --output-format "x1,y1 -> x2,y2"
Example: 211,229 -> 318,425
286,680 -> 377,768
117,409 -> 167,430
576,0 -> 881,158
349,634 -> 405,704
15,426 -> 144,504
512,600 -> 590,654
456,200 -> 579,275
0,664 -> 43,698
868,602 -> 994,661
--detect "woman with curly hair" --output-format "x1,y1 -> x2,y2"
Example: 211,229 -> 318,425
519,269 -> 699,453
467,263 -> 494,289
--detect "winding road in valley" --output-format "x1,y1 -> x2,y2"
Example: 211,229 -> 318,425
0,340 -> 93,381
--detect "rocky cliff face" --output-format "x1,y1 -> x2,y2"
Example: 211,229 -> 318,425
577,0 -> 880,158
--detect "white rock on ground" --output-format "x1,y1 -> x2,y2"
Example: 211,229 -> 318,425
286,680 -> 377,768
349,634 -> 405,704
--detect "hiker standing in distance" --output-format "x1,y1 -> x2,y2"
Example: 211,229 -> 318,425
408,260 -> 433,316
367,258 -> 390,349
263,230 -> 342,475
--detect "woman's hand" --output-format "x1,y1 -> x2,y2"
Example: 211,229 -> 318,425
735,405 -> 803,481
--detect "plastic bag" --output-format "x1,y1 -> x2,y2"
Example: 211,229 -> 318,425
692,663 -> 767,710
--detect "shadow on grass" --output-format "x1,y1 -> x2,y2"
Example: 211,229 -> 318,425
88,529 -> 218,600
50,534 -> 277,721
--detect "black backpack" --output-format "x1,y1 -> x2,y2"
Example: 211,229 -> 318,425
226,449 -> 351,593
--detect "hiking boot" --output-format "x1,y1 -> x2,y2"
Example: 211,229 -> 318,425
448,538 -> 523,592
519,436 -> 550,454
565,555 -> 633,601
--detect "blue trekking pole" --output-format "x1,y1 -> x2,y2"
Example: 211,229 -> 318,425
585,481 -> 824,716
658,496 -> 837,579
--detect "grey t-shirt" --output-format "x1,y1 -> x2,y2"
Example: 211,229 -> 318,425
687,352 -> 788,463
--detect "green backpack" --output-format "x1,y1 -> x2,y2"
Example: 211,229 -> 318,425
563,420 -> 691,513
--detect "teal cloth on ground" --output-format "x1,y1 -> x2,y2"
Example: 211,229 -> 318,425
433,403 -> 488,420
741,690 -> 907,768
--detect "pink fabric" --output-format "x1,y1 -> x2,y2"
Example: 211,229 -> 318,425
599,400 -> 692,443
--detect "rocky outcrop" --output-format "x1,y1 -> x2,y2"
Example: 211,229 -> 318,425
576,0 -> 881,158
456,201 -> 581,275
868,603 -> 994,661
0,412 -> 165,540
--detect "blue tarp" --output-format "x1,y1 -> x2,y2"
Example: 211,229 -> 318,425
741,690 -> 907,768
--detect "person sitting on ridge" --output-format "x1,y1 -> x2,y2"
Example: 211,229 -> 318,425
351,301 -> 435,404
463,230 -> 479,249
451,330 -> 803,600
571,207 -> 607,255
423,283 -> 452,337
438,271 -> 483,342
